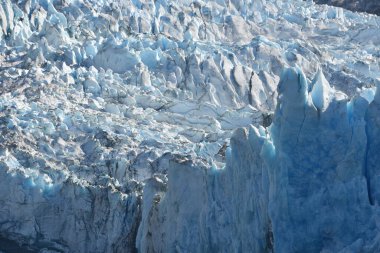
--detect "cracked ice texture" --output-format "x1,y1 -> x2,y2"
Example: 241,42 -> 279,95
1,0 -> 380,251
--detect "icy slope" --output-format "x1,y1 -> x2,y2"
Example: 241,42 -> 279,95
0,0 -> 380,252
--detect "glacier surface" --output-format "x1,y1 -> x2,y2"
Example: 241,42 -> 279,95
0,0 -> 380,252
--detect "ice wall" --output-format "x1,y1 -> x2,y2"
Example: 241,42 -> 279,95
0,154 -> 141,253
137,68 -> 380,252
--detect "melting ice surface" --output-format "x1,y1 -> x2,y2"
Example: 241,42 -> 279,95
0,0 -> 380,252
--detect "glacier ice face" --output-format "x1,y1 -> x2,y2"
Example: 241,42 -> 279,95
365,88 -> 380,206
137,68 -> 380,253
0,0 -> 380,252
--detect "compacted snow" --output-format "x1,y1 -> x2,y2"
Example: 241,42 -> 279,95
0,0 -> 380,252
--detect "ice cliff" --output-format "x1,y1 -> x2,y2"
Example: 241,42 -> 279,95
0,0 -> 380,252
137,67 -> 380,252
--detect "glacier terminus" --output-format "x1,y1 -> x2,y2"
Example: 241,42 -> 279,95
0,0 -> 380,252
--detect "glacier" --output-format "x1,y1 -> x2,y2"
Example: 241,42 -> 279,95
0,0 -> 380,252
